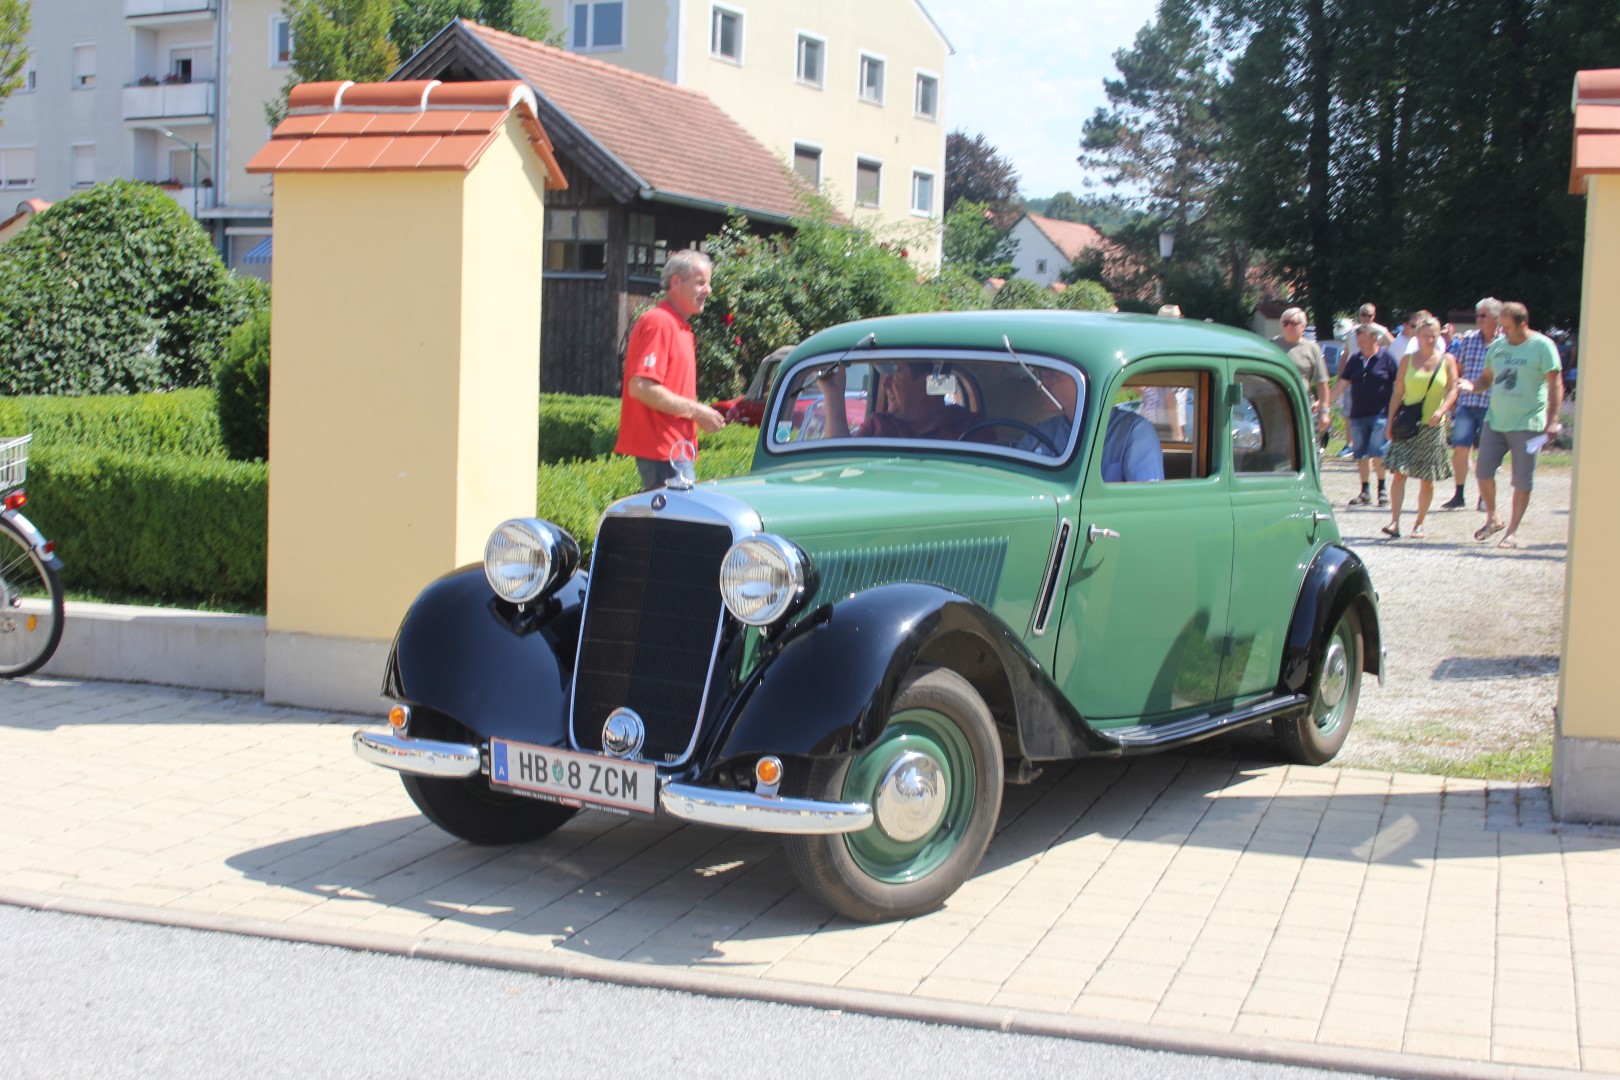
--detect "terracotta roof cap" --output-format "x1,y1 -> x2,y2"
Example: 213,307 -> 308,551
1571,70 -> 1620,193
248,79 -> 564,187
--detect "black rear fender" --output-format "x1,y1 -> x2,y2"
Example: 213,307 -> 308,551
1280,544 -> 1383,692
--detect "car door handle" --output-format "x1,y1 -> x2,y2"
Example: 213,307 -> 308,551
1311,512 -> 1330,525
1086,524 -> 1120,543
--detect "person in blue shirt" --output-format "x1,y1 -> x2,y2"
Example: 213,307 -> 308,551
1016,367 -> 1164,482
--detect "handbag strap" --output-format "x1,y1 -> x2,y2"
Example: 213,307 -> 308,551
1411,356 -> 1441,405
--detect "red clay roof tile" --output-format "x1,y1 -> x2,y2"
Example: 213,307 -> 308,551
1572,70 -> 1620,192
247,77 -> 565,186
462,21 -> 807,220
1024,214 -> 1109,262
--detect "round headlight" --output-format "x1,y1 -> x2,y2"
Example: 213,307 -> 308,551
484,519 -> 577,604
719,534 -> 813,627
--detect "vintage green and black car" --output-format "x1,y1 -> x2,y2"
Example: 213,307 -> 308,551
354,311 -> 1383,922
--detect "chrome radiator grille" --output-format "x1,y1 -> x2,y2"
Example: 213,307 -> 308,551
570,515 -> 734,762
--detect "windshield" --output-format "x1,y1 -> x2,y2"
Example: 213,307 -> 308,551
766,350 -> 1086,463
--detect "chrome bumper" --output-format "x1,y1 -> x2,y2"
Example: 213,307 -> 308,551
352,730 -> 481,778
352,730 -> 873,835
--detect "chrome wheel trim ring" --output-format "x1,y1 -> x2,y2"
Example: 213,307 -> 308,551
1318,638 -> 1349,710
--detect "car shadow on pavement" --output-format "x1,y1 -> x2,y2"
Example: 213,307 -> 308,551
224,753 -> 1616,961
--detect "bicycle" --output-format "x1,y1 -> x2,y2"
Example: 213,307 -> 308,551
0,435 -> 65,678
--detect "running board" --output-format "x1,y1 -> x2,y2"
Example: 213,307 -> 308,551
1102,693 -> 1309,753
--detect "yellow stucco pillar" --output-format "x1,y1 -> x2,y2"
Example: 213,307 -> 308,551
1556,73 -> 1620,821
247,80 -> 565,712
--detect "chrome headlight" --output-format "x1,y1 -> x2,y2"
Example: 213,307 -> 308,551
483,518 -> 579,605
718,534 -> 815,626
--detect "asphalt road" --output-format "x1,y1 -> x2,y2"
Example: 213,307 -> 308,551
0,906 -> 1379,1080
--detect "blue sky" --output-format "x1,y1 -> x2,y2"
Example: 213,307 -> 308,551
923,0 -> 1162,199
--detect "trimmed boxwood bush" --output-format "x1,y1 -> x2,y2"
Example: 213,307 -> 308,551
537,393 -> 620,463
214,308 -> 271,461
0,389 -> 224,459
25,447 -> 266,607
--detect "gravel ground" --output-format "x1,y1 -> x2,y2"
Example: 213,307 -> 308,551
1308,447 -> 1569,777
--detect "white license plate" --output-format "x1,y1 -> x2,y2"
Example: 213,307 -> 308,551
488,739 -> 657,816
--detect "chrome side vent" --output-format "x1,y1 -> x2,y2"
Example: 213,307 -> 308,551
1031,518 -> 1073,636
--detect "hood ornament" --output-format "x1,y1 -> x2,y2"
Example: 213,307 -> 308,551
666,439 -> 698,491
602,707 -> 646,758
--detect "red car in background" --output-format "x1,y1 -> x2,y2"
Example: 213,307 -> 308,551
715,347 -> 869,435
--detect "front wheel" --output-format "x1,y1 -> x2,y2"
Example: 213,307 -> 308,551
783,666 -> 1003,922
401,774 -> 578,846
0,517 -> 64,679
1275,606 -> 1363,765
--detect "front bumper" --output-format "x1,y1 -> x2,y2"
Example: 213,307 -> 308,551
352,729 -> 874,835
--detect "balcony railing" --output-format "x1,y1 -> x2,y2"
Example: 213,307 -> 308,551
124,0 -> 217,18
123,80 -> 216,121
154,183 -> 216,218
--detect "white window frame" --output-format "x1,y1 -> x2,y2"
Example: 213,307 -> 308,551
19,64 -> 35,94
0,146 -> 37,190
70,143 -> 95,189
570,2 -> 625,52
793,141 -> 822,188
710,4 -> 744,64
72,43 -> 96,89
795,31 -> 824,89
914,69 -> 939,120
858,52 -> 885,106
855,156 -> 882,209
910,169 -> 934,216
270,15 -> 293,67
169,43 -> 215,83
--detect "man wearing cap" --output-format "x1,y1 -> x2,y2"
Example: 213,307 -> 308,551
1441,297 -> 1502,510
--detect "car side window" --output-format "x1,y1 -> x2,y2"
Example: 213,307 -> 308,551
1233,373 -> 1300,474
1111,371 -> 1209,481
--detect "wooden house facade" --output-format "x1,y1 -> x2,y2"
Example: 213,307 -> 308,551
396,21 -> 809,396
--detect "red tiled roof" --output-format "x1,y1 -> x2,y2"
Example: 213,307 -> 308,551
0,198 -> 50,234
461,21 -> 808,220
1571,72 -> 1620,194
245,79 -> 566,186
1025,214 -> 1107,262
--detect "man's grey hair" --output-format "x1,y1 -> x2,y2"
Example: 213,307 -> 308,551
662,249 -> 712,289
1475,297 -> 1503,318
1157,304 -> 1182,318
1280,306 -> 1306,324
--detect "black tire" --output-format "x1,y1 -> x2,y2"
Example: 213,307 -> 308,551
0,517 -> 65,679
401,773 -> 577,846
782,666 -> 1003,922
1276,606 -> 1363,765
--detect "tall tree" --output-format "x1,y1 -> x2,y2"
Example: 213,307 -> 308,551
940,199 -> 1017,282
0,0 -> 30,112
266,0 -> 399,127
944,131 -> 1022,220
390,0 -> 560,59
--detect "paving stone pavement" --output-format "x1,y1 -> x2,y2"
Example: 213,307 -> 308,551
3,675 -> 1619,1076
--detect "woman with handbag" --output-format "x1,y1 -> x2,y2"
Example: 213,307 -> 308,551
1381,316 -> 1460,538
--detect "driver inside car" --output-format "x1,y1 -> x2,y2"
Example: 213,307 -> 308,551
1017,368 -> 1164,482
817,361 -> 981,441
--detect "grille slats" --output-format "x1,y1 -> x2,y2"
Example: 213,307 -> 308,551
571,516 -> 733,761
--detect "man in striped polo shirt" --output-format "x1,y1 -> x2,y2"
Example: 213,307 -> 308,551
1442,297 -> 1501,510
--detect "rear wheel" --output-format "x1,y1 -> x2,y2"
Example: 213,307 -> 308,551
783,667 -> 1003,922
0,518 -> 64,679
401,774 -> 577,846
1276,606 -> 1362,765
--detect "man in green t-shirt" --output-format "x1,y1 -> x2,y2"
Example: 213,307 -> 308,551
1464,301 -> 1563,549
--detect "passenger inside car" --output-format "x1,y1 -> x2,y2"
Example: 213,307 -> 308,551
1017,366 -> 1162,480
817,360 -> 980,440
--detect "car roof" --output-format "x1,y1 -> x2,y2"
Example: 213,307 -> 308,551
792,310 -> 1289,380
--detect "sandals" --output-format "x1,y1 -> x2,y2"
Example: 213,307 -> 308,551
1475,521 -> 1505,541
1380,524 -> 1400,538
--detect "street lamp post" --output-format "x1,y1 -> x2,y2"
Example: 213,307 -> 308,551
158,128 -> 207,220
1158,228 -> 1176,305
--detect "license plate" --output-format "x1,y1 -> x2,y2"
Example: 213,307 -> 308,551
488,739 -> 657,816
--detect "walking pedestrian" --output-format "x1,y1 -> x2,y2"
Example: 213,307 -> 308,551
614,250 -> 727,490
1335,325 -> 1400,507
1273,307 -> 1331,443
1465,301 -> 1564,549
1381,316 -> 1459,539
1442,297 -> 1501,509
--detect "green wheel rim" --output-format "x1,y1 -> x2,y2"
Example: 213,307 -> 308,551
1312,616 -> 1355,736
842,708 -> 976,884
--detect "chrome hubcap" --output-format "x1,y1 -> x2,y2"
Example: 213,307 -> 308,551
872,751 -> 947,842
1319,639 -> 1348,709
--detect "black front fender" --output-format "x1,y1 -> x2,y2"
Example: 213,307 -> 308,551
704,583 -> 1109,775
383,564 -> 586,744
1280,544 -> 1382,693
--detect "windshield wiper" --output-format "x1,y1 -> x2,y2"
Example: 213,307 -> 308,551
1005,334 -> 1061,411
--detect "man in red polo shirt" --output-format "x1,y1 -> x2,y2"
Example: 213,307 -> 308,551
615,249 -> 727,490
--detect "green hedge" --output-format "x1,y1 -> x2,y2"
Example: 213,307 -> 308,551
0,389 -> 224,459
537,393 -> 621,463
25,448 -> 266,607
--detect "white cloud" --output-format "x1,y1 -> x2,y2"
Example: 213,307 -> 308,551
924,0 -> 1161,197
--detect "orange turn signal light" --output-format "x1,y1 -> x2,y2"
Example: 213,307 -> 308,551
388,705 -> 410,729
754,756 -> 783,787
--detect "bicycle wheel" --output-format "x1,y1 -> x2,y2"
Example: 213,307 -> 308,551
0,517 -> 64,678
